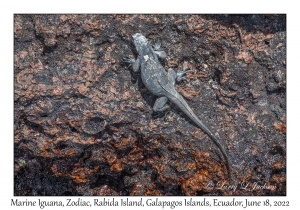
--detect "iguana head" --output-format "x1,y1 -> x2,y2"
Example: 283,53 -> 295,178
132,33 -> 148,49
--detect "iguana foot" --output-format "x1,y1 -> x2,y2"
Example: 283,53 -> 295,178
152,40 -> 162,51
123,56 -> 140,72
123,56 -> 135,67
152,39 -> 167,59
176,69 -> 192,82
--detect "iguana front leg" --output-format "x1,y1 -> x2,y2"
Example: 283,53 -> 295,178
152,40 -> 167,60
123,56 -> 141,72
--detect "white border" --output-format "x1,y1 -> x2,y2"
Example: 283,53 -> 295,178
2,0 -> 298,209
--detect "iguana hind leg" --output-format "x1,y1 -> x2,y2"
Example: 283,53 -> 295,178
167,68 -> 192,84
176,69 -> 192,82
153,96 -> 170,112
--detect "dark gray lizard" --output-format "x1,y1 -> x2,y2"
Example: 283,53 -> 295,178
123,33 -> 231,179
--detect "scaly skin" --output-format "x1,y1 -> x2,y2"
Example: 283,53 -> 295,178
124,33 -> 231,180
